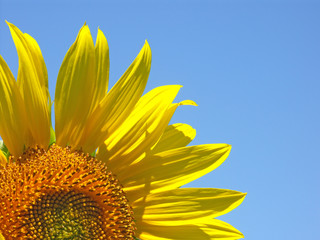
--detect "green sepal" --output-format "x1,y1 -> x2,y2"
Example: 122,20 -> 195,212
90,150 -> 96,157
49,126 -> 56,147
0,140 -> 10,159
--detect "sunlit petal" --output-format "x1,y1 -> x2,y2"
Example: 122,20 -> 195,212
0,55 -> 27,156
80,41 -> 151,153
123,144 -> 231,201
92,28 -> 109,107
7,22 -> 50,148
55,24 -> 96,148
133,188 -> 246,224
137,219 -> 244,240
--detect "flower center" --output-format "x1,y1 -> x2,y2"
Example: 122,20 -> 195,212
0,144 -> 135,239
26,190 -> 104,239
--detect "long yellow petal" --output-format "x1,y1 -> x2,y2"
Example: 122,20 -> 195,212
79,41 -> 151,153
97,85 -> 182,171
91,28 -> 109,109
133,188 -> 246,225
151,123 -> 196,154
0,232 -> 4,240
0,56 -> 27,156
7,22 -> 50,149
136,219 -> 244,240
122,144 -> 231,202
23,34 -> 49,99
55,24 -> 96,147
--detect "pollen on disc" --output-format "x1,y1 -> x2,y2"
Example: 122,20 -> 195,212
0,144 -> 135,239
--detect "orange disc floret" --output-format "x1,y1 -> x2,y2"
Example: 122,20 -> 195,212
0,144 -> 135,239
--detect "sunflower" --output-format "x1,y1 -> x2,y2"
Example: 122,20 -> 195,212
0,22 -> 246,240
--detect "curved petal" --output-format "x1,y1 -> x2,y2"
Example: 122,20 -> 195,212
136,219 -> 244,240
0,56 -> 27,156
22,34 -> 49,98
79,41 -> 152,153
97,85 -> 182,171
92,28 -> 109,108
7,22 -> 50,148
122,144 -> 231,202
55,24 -> 96,148
151,123 -> 196,154
133,188 -> 246,225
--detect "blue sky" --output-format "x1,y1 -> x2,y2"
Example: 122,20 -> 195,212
0,0 -> 319,239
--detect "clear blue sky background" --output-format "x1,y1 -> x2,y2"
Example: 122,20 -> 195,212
0,1 -> 319,239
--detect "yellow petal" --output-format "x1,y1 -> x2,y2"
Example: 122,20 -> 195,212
7,22 -> 51,149
133,188 -> 246,225
201,219 -> 244,240
79,41 -> 152,153
177,99 -> 198,106
0,55 -> 27,156
0,232 -> 4,240
136,219 -> 244,240
91,28 -> 109,109
0,150 -> 7,167
55,24 -> 96,148
97,85 -> 182,171
23,34 -> 49,99
151,123 -> 196,154
123,144 -> 231,201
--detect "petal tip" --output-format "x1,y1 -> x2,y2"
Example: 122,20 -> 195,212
5,20 -> 14,28
178,100 -> 197,106
143,40 -> 151,53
